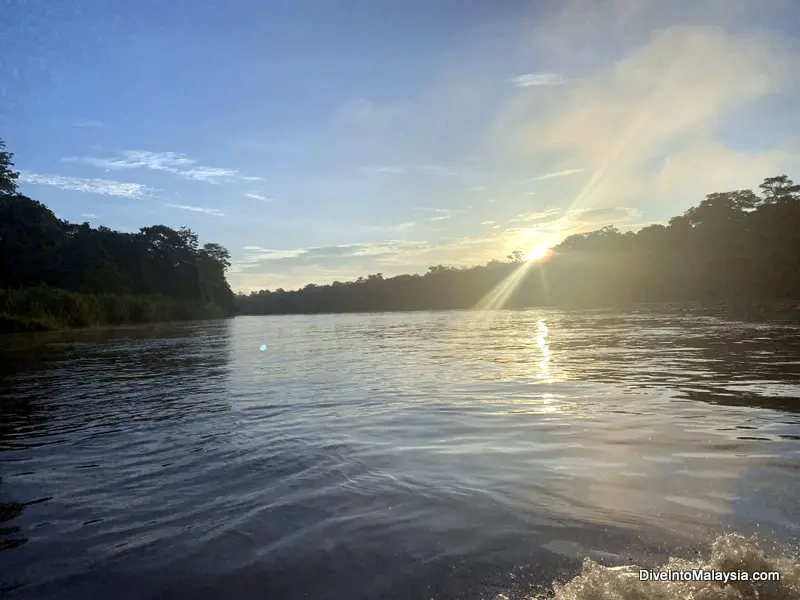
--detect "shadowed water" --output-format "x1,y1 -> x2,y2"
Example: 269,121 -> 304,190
0,307 -> 799,599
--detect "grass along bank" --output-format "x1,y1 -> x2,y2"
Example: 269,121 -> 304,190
0,286 -> 232,333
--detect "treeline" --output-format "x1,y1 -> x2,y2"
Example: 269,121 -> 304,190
236,175 -> 800,314
0,138 -> 235,332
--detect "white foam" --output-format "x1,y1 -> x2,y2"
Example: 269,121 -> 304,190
531,533 -> 800,600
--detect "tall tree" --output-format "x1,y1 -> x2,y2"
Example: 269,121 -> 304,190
0,139 -> 19,196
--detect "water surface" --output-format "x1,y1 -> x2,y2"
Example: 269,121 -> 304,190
1,308 -> 799,599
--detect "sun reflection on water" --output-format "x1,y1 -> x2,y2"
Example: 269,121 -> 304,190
536,320 -> 551,380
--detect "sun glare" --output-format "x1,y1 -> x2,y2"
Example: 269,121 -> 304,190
524,243 -> 549,261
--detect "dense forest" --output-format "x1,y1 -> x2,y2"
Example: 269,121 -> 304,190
4,135 -> 799,330
0,139 -> 235,332
237,175 -> 800,315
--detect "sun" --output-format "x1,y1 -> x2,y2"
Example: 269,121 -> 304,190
524,243 -> 549,261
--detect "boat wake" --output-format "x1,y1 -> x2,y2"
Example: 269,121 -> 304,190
522,533 -> 800,600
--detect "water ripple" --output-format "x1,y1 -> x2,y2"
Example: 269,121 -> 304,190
0,308 -> 798,599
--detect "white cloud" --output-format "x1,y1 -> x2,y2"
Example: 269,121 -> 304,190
490,18 -> 797,216
67,150 -> 264,185
239,248 -> 308,261
362,165 -> 407,174
388,221 -> 416,231
509,73 -> 568,87
429,215 -> 451,221
481,220 -> 496,225
519,168 -> 583,183
19,172 -> 151,198
468,186 -> 486,192
414,207 -> 465,215
362,164 -> 461,176
81,213 -> 100,219
164,203 -> 225,216
244,193 -> 273,202
180,167 -> 240,183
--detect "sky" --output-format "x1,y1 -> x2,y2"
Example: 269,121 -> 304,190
2,0 -> 799,293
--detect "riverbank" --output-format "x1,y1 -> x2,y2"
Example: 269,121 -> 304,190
0,286 -> 233,333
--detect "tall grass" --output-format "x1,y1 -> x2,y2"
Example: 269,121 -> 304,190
0,286 -> 230,333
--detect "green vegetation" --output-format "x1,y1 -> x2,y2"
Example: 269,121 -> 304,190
237,176 -> 800,314
5,135 -> 798,326
0,139 -> 235,332
0,287 -> 231,333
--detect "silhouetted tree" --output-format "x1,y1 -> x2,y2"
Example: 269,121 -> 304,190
236,175 -> 800,315
0,139 -> 19,195
0,138 -> 235,329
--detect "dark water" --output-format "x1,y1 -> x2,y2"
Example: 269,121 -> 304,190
1,308 -> 799,599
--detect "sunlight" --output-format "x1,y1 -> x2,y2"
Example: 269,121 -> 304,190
524,243 -> 549,261
536,320 -> 551,379
474,259 -> 535,310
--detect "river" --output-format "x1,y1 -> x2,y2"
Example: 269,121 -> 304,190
1,307 -> 799,599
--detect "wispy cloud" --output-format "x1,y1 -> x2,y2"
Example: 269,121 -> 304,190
81,213 -> 100,219
509,73 -> 568,87
237,240 -> 431,267
164,203 -> 225,216
429,215 -> 451,222
519,169 -> 584,183
509,208 -> 564,223
244,193 -> 273,202
493,13 -> 796,215
362,164 -> 461,176
362,165 -> 407,174
239,247 -> 307,260
67,150 -> 264,184
480,220 -> 496,225
468,186 -> 486,192
388,221 -> 416,231
414,207 -> 465,215
19,172 -> 151,198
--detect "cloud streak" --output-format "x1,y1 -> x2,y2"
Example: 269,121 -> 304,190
362,164 -> 462,177
67,150 -> 265,184
519,168 -> 584,183
362,165 -> 407,174
19,172 -> 151,198
164,203 -> 225,216
509,73 -> 568,87
388,221 -> 416,231
244,193 -> 273,202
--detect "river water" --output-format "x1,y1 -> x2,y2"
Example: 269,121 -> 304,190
1,308 -> 799,599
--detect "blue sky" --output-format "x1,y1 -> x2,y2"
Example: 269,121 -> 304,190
2,0 -> 799,292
